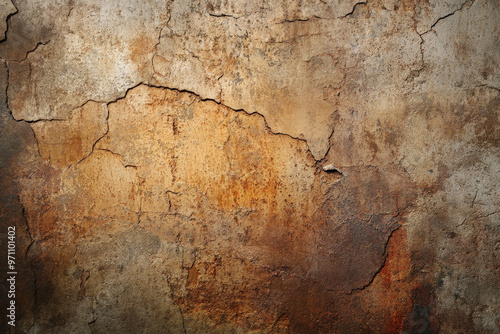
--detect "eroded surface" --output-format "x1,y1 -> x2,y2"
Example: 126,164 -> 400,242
1,0 -> 499,333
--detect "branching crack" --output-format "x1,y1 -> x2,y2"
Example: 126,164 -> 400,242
150,25 -> 168,84
409,0 -> 476,82
419,0 -> 476,36
406,8 -> 425,82
11,98 -> 109,124
149,0 -> 173,83
471,211 -> 500,221
458,210 -> 499,227
74,82 -> 325,164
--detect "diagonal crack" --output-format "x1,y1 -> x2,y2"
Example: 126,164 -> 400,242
346,223 -> 402,295
20,204 -> 39,314
419,0 -> 476,36
339,1 -> 367,19
270,312 -> 287,331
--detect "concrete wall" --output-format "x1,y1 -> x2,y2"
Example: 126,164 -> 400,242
1,0 -> 499,332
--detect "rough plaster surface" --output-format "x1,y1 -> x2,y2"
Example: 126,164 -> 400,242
0,0 -> 499,333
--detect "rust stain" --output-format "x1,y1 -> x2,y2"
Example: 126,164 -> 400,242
2,81 -> 454,332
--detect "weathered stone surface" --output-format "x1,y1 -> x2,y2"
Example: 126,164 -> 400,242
152,0 -> 422,159
421,0 -> 500,91
1,0 -> 499,333
2,0 -> 168,121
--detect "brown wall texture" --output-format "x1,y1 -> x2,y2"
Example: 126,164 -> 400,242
0,0 -> 499,333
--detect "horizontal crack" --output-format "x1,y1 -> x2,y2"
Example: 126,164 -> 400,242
278,16 -> 322,24
73,82 -> 327,165
208,12 -> 241,19
15,117 -> 67,123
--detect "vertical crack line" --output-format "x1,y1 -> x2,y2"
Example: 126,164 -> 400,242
315,122 -> 336,168
150,0 -> 172,83
405,6 -> 426,82
20,203 -> 39,311
4,57 -> 11,113
0,0 -> 19,44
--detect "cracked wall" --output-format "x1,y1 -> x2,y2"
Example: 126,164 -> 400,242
0,0 -> 499,333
